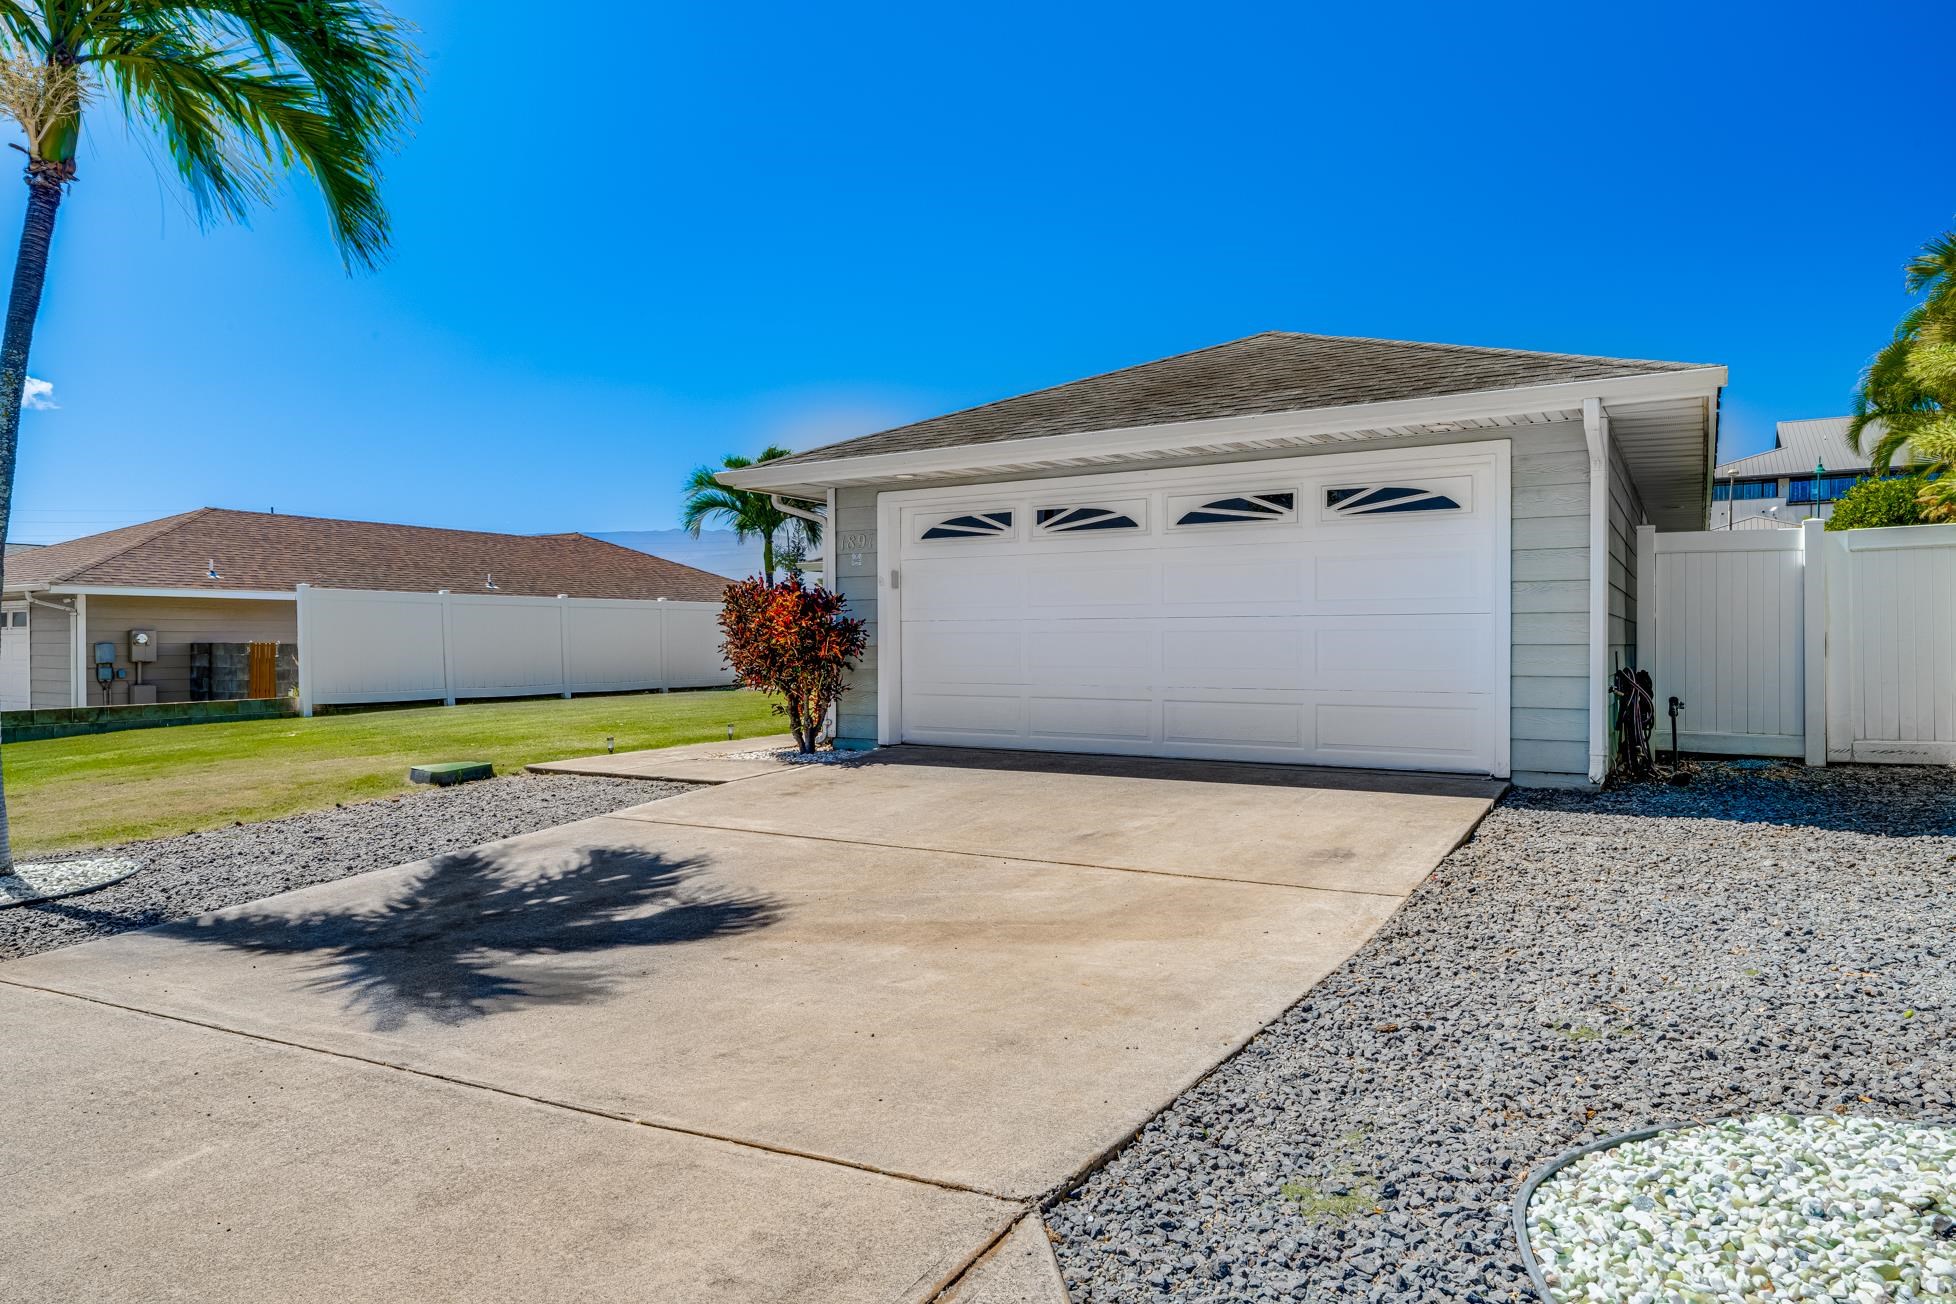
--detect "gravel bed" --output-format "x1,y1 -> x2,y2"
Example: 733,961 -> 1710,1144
719,746 -> 866,765
1047,761 -> 1956,1302
1525,1113 -> 1956,1302
0,774 -> 691,963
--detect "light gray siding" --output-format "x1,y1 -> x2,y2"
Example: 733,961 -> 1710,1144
83,595 -> 297,706
833,487 -> 881,747
1508,421 -> 1593,786
831,423 -> 1603,785
28,598 -> 74,708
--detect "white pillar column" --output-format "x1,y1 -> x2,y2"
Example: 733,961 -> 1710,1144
70,592 -> 87,708
1582,398 -> 1611,783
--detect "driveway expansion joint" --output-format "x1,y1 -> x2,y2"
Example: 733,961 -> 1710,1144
0,974 -> 1024,1205
598,811 -> 1413,901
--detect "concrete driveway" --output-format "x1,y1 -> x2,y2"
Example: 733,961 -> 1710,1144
0,747 -> 1499,1303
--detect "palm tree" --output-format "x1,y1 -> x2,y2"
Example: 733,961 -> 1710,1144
681,446 -> 823,583
1850,228 -> 1956,521
0,3 -> 419,873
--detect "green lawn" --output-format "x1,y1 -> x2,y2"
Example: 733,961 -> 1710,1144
2,689 -> 783,856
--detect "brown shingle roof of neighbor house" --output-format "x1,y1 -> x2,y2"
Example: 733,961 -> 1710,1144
3,508 -> 731,603
768,330 -> 1714,467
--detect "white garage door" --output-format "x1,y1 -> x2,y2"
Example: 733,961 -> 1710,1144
885,442 -> 1510,775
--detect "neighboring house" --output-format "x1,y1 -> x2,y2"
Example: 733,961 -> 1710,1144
1711,416 -> 1896,528
1,509 -> 727,711
721,331 -> 1729,788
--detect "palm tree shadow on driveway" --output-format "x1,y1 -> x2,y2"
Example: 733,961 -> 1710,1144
169,847 -> 781,1032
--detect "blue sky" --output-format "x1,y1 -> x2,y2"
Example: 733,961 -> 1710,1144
4,0 -> 1951,544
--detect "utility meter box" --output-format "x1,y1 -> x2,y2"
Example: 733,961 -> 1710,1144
128,628 -> 158,663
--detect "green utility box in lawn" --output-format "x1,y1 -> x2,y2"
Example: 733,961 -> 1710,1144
408,761 -> 494,786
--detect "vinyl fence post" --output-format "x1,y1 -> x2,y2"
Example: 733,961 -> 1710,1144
558,594 -> 573,698
1801,518 -> 1827,767
296,583 -> 315,718
438,590 -> 457,707
657,597 -> 670,692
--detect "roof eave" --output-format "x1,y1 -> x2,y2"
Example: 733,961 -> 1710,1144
43,583 -> 301,601
720,366 -> 1728,495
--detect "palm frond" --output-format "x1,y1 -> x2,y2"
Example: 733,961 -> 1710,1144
1850,301 -> 1946,471
1868,422 -> 1916,473
1904,228 -> 1956,308
680,452 -> 804,554
1906,412 -> 1956,467
67,0 -> 418,268
0,3 -> 46,52
680,487 -> 755,540
743,448 -> 825,542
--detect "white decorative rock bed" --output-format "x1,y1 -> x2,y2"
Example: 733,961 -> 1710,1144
719,746 -> 866,766
0,857 -> 142,909
1519,1114 -> 1956,1303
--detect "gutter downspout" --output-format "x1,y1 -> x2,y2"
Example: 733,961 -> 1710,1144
822,489 -> 836,588
1582,398 -> 1610,784
770,494 -> 828,579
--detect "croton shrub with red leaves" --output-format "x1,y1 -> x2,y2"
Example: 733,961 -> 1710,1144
718,577 -> 869,754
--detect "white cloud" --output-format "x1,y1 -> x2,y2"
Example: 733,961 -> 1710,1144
22,377 -> 56,410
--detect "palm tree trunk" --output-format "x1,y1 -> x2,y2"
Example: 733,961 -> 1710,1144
762,530 -> 776,585
0,177 -> 67,874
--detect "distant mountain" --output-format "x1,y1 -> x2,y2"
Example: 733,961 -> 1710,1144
594,528 -> 765,580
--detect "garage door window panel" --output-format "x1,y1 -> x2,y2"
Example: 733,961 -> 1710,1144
918,510 -> 1014,542
1033,504 -> 1145,535
1171,490 -> 1297,527
1323,484 -> 1468,517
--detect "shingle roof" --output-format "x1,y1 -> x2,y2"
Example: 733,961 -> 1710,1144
3,509 -> 730,602
1716,416 -> 1895,479
768,331 -> 1713,467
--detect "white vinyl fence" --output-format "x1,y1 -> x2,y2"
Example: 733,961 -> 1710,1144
1637,520 -> 1956,765
296,585 -> 728,714
1637,526 -> 1816,759
1823,525 -> 1956,764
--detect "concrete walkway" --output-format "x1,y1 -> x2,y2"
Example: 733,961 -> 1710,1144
526,732 -> 809,783
0,746 -> 1500,1303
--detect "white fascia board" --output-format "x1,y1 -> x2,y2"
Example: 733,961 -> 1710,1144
719,367 -> 1728,493
48,585 -> 297,601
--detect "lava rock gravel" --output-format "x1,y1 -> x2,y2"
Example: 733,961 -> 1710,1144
0,773 -> 691,962
1046,762 -> 1956,1302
